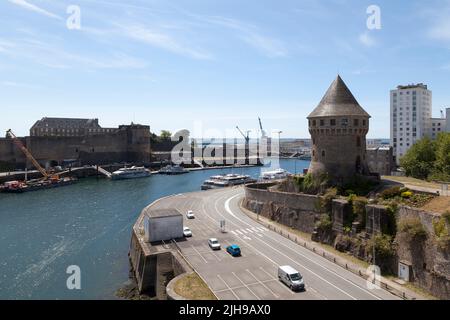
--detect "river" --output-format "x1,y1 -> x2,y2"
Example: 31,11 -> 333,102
0,159 -> 309,299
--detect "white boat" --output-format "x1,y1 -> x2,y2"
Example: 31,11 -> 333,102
201,174 -> 257,190
260,168 -> 291,180
158,164 -> 189,175
111,166 -> 151,180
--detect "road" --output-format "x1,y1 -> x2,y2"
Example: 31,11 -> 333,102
151,187 -> 400,300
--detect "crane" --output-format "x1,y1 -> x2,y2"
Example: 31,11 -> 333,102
258,117 -> 267,138
236,126 -> 251,143
6,129 -> 49,179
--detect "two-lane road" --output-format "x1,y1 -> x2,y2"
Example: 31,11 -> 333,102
151,187 -> 399,300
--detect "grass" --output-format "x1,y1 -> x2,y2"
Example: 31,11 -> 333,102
382,176 -> 442,189
384,276 -> 438,300
421,197 -> 450,214
174,272 -> 217,300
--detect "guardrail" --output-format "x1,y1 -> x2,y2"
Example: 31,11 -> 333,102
262,223 -> 416,300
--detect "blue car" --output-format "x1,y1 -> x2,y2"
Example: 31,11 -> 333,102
226,245 -> 241,257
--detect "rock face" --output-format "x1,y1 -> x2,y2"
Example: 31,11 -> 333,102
307,75 -> 371,184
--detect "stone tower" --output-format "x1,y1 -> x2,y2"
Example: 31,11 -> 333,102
307,75 -> 371,184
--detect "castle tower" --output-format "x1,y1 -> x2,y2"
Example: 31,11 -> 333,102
307,75 -> 371,184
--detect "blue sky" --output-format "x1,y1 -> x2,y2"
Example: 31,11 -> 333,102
1,0 -> 450,138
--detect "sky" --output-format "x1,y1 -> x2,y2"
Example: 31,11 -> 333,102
1,0 -> 450,139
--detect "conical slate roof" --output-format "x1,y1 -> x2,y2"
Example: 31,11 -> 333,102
308,75 -> 370,118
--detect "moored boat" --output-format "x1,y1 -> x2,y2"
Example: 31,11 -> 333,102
111,166 -> 151,180
201,174 -> 256,190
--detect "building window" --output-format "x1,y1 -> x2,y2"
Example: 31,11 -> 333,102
356,136 -> 361,147
330,119 -> 336,126
354,119 -> 359,126
312,120 -> 316,127
362,120 -> 366,126
320,119 -> 325,126
322,150 -> 325,158
341,118 -> 348,126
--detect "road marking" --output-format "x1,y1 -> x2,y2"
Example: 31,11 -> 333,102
231,231 -> 237,235
241,229 -> 248,234
232,272 -> 260,300
214,279 -> 279,293
235,230 -> 243,235
259,267 -> 295,295
191,245 -> 208,264
246,269 -> 279,298
217,275 -> 240,300
224,193 -> 376,300
246,228 -> 254,233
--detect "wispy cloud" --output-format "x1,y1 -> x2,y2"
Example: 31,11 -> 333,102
114,23 -> 213,60
7,0 -> 62,20
0,38 -> 148,70
1,80 -> 40,89
359,32 -> 377,47
196,16 -> 289,58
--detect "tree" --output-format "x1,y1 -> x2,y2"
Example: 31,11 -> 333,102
400,137 -> 435,179
432,133 -> 450,181
160,130 -> 172,140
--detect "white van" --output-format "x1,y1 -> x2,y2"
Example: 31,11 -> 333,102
278,265 -> 305,291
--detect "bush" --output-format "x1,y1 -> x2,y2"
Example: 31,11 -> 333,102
366,234 -> 395,260
401,191 -> 413,199
380,186 -> 402,200
320,187 -> 338,212
398,217 -> 427,241
316,214 -> 333,231
433,214 -> 450,250
340,175 -> 378,196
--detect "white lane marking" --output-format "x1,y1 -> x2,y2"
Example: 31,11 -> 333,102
235,230 -> 243,235
224,194 -> 380,300
231,231 -> 237,235
246,228 -> 254,233
246,269 -> 280,298
191,245 -> 208,264
257,227 -> 266,232
224,195 -> 357,300
241,229 -> 248,234
217,275 -> 240,300
232,272 -> 260,300
214,279 -> 279,293
259,267 -> 294,295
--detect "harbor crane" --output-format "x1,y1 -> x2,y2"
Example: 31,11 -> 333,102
6,129 -> 50,180
258,117 -> 267,139
236,126 -> 251,143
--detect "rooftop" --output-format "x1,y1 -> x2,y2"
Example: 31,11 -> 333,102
144,208 -> 182,218
308,75 -> 371,118
31,117 -> 101,129
396,83 -> 428,90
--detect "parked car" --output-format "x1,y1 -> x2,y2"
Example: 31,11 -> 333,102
183,227 -> 192,237
208,238 -> 221,250
226,245 -> 241,257
186,210 -> 195,219
278,265 -> 305,291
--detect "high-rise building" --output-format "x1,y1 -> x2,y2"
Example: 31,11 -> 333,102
390,84 -> 432,164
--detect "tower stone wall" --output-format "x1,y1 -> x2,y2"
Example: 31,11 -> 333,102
307,76 -> 371,184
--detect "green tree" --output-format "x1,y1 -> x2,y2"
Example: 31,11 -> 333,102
400,137 -> 435,179
432,133 -> 450,181
160,130 -> 172,140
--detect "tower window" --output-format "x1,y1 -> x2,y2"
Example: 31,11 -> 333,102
362,120 -> 366,126
322,150 -> 325,158
341,118 -> 348,126
320,119 -> 325,126
330,119 -> 336,126
356,136 -> 361,147
354,119 -> 359,126
313,120 -> 316,126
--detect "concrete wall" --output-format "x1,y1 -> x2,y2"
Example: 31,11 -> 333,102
367,147 -> 395,176
243,183 -> 324,233
396,207 -> 450,299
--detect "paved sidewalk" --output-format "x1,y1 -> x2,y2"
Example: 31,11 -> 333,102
239,198 -> 431,300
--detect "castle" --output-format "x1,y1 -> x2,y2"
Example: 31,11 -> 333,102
0,118 -> 151,170
308,75 -> 371,184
